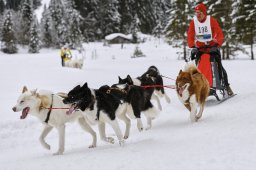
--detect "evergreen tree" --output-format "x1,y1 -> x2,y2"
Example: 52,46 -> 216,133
1,10 -> 18,54
69,10 -> 83,49
6,0 -> 22,11
152,0 -> 171,29
73,0 -> 98,41
29,19 -> 40,53
164,0 -> 193,60
20,0 -> 33,45
132,0 -> 155,33
118,0 -> 134,34
40,5 -> 53,48
130,14 -> 140,43
32,0 -> 41,10
232,0 -> 255,60
0,0 -> 5,15
49,0 -> 69,47
152,21 -> 163,39
97,0 -> 120,39
207,0 -> 234,60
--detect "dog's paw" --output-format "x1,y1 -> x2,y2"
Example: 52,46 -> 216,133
137,125 -> 143,132
124,135 -> 129,139
53,151 -> 63,155
119,139 -> 125,146
146,125 -> 152,130
106,137 -> 115,144
195,116 -> 201,122
88,144 -> 96,148
137,127 -> 143,132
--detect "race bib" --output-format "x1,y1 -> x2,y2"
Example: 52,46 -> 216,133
194,16 -> 212,43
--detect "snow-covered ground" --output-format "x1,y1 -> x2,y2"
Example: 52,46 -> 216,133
0,39 -> 256,170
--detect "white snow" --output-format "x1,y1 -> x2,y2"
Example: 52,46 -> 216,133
35,0 -> 51,21
0,39 -> 256,170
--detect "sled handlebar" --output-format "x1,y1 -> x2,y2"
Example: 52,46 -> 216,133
196,45 -> 219,49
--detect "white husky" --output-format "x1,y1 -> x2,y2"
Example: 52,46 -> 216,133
12,86 -> 96,155
64,58 -> 84,69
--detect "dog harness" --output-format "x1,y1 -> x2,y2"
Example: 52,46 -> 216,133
45,94 -> 53,124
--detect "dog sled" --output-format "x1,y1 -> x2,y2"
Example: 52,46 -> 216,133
190,45 -> 236,103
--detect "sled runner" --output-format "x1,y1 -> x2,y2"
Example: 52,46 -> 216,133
192,46 -> 236,103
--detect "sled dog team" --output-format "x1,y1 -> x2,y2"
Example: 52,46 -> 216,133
12,64 -> 209,155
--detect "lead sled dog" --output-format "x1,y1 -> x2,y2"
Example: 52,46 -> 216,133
12,86 -> 96,155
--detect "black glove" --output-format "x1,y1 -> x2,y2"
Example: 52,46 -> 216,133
190,47 -> 198,60
210,45 -> 220,55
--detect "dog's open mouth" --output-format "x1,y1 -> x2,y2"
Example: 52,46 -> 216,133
178,84 -> 188,97
66,103 -> 77,115
21,107 -> 30,119
178,86 -> 185,97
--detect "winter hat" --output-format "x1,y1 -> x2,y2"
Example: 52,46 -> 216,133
195,3 -> 207,16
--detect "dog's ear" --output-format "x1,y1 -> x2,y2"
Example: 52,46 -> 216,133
179,70 -> 182,75
31,89 -> 37,96
22,86 -> 28,93
127,75 -> 133,84
118,76 -> 122,82
82,82 -> 88,88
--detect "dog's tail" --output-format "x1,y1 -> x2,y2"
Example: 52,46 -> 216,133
184,63 -> 199,75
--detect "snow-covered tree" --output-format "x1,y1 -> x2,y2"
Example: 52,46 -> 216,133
6,0 -> 22,11
133,0 -> 155,34
19,0 -> 33,45
73,0 -> 97,41
130,14 -> 140,43
232,0 -> 255,60
207,0 -> 234,60
40,5 -> 53,48
69,10 -> 83,49
1,10 -> 18,54
164,0 -> 193,59
118,0 -> 134,34
48,0 -> 66,47
153,21 -> 163,39
0,0 -> 5,15
152,0 -> 171,30
29,19 -> 40,53
97,0 -> 120,38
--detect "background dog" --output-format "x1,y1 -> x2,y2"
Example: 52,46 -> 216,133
110,82 -> 160,132
176,64 -> 210,122
12,86 -> 96,155
64,58 -> 84,69
118,65 -> 171,111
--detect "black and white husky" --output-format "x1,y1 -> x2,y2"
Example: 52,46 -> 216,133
118,66 -> 171,111
109,81 -> 160,132
63,83 -> 129,145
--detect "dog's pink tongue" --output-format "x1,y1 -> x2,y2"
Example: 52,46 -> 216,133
20,107 -> 29,119
178,88 -> 183,97
66,106 -> 75,115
